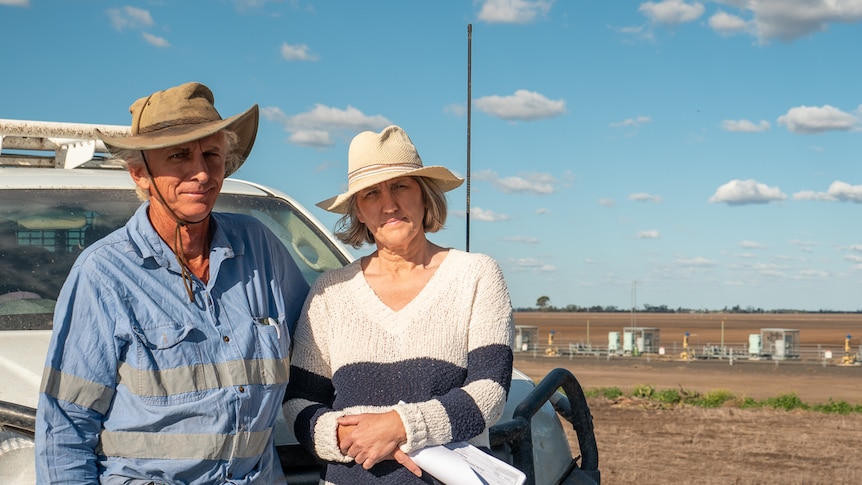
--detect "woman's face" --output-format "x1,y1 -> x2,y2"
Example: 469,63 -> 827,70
355,176 -> 426,251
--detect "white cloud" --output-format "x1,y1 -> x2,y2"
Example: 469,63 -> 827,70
793,181 -> 862,203
474,90 -> 565,121
637,230 -> 660,239
610,115 -> 651,128
503,236 -> 539,244
107,6 -> 153,31
675,256 -> 716,267
777,105 -> 858,134
798,269 -> 829,279
261,105 -> 391,148
740,240 -> 767,249
471,207 -> 510,222
0,0 -> 29,6
288,130 -> 333,147
792,190 -> 834,202
599,198 -> 616,208
281,42 -> 318,61
444,103 -> 466,117
791,240 -> 816,253
753,262 -> 786,278
477,0 -> 554,24
745,0 -> 862,42
709,10 -> 750,34
709,179 -> 787,205
628,192 -> 663,203
232,0 -> 269,10
474,170 -> 556,194
721,119 -> 770,132
513,257 -> 556,272
822,181 -> 862,202
845,254 -> 862,263
639,0 -> 705,25
142,33 -> 169,48
849,244 -> 862,252
536,208 -> 551,215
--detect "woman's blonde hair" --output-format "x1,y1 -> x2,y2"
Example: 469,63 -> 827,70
334,176 -> 449,248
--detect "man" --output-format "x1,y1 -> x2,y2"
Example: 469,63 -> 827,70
35,82 -> 309,484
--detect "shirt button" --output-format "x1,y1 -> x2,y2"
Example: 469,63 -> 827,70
227,472 -> 233,479
223,336 -> 230,343
238,386 -> 245,393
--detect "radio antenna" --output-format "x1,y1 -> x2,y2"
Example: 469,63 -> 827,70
466,23 -> 472,252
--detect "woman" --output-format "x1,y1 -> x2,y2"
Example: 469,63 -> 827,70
283,125 -> 515,484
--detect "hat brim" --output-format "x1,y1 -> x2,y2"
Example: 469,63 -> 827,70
316,165 -> 464,214
96,104 -> 259,177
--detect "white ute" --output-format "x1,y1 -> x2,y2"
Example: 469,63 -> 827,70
0,119 -> 599,485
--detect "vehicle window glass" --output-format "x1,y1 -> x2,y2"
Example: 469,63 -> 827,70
0,189 -> 347,330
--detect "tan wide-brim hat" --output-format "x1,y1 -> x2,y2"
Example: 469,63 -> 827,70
317,125 -> 463,214
96,82 -> 258,177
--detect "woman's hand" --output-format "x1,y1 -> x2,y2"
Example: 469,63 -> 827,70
336,411 -> 422,476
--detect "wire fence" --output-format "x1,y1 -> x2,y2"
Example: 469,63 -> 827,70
514,339 -> 862,366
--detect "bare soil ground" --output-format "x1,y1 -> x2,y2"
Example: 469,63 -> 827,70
512,313 -> 862,485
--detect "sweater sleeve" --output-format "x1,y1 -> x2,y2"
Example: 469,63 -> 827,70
283,277 -> 353,463
397,253 -> 514,453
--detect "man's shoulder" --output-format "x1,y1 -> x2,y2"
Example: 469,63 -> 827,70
212,211 -> 271,237
212,211 -> 261,227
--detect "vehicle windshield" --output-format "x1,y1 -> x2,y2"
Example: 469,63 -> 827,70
0,188 -> 348,331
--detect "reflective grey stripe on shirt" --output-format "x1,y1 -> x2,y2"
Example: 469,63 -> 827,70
41,366 -> 115,414
116,357 -> 291,397
98,428 -> 272,460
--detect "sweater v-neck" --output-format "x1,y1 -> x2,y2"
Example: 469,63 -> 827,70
358,248 -> 456,315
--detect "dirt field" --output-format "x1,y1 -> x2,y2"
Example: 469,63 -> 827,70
511,313 -> 862,484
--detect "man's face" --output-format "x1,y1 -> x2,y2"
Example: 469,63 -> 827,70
131,132 -> 227,225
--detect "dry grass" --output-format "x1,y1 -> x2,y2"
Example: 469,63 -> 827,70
579,400 -> 862,484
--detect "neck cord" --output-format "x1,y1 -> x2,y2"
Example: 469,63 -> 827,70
141,150 -> 210,303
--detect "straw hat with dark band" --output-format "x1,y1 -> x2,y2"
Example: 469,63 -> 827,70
96,82 -> 258,177
317,125 -> 463,214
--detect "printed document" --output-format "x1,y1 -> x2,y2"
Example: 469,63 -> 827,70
408,441 -> 526,485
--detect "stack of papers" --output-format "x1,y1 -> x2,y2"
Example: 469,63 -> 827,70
409,441 -> 526,485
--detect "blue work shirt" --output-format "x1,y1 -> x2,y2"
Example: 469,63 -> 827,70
35,202 -> 309,484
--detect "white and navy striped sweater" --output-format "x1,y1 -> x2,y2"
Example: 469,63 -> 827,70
283,249 -> 514,484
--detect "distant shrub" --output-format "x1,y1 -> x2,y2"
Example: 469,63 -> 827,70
591,385 -> 861,415
601,387 -> 624,399
811,399 -> 860,415
632,385 -> 655,398
695,389 -> 736,408
584,387 -> 624,399
764,393 -> 808,411
655,388 -> 683,404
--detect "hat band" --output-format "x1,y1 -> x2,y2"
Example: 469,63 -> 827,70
348,162 -> 422,187
139,116 -> 220,134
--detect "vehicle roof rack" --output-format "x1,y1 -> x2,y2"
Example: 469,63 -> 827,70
0,119 -> 131,170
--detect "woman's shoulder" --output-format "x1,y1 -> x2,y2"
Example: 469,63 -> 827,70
311,259 -> 363,288
445,248 -> 500,269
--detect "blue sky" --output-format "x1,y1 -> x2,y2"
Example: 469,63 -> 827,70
2,1 -> 861,311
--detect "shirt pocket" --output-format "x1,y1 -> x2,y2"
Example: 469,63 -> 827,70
130,321 -> 205,405
252,316 -> 291,386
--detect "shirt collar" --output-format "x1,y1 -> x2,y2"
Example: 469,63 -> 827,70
126,201 -> 242,270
